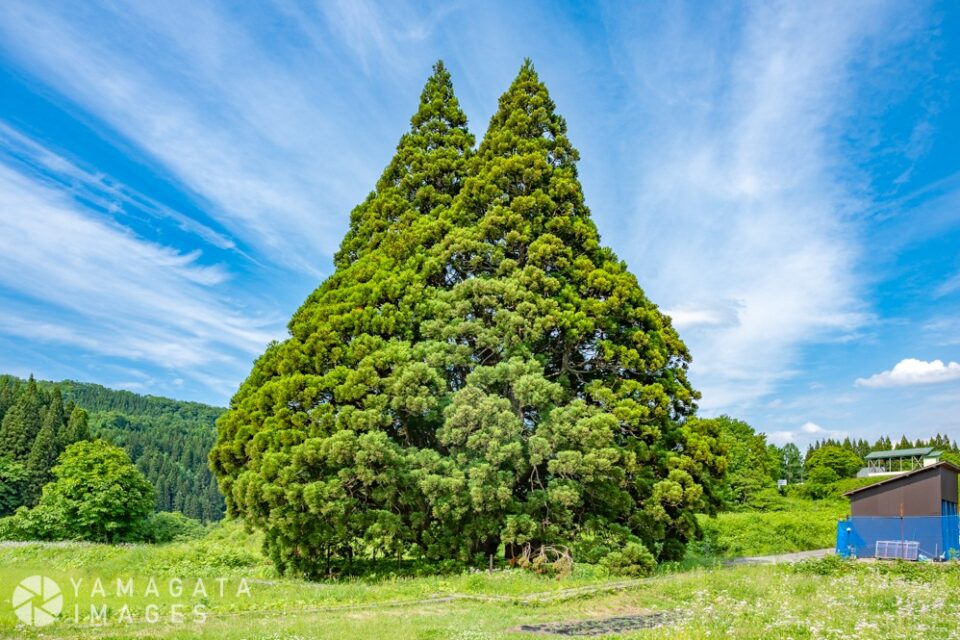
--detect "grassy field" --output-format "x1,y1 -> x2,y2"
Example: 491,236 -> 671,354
3,522 -> 960,639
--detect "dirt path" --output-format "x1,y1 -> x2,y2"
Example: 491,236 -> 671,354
726,547 -> 834,565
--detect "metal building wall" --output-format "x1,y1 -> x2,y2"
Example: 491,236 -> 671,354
849,468 -> 944,517
836,515 -> 960,559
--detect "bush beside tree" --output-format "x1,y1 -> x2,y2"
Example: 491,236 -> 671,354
139,511 -> 208,543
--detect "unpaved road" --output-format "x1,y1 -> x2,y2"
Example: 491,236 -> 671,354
726,547 -> 834,565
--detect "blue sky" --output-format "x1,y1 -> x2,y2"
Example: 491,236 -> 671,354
0,1 -> 958,449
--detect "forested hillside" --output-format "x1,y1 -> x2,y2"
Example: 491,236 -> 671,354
1,375 -> 224,521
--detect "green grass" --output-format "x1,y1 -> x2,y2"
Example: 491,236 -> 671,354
4,520 -> 960,639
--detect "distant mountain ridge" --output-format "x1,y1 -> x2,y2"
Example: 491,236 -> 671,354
3,374 -> 225,521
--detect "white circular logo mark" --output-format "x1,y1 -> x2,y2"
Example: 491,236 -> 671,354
12,575 -> 62,627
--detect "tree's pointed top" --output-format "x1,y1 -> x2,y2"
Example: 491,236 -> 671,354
335,62 -> 474,267
477,59 -> 576,164
407,59 -> 466,132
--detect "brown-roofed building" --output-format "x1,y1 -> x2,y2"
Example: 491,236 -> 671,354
846,461 -> 959,517
837,462 -> 960,559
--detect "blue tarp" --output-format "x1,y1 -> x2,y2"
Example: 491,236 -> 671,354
836,515 -> 960,559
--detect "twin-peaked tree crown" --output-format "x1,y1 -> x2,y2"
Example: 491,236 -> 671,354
210,60 -> 723,578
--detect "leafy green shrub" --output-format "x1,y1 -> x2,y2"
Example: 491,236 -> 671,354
140,511 -> 207,543
694,500 -> 845,558
741,488 -> 790,511
570,520 -> 639,564
599,542 -> 657,577
807,466 -> 840,485
0,440 -> 156,542
791,554 -> 854,576
805,446 -> 862,479
786,475 -> 885,501
40,440 -> 155,542
0,504 -> 67,541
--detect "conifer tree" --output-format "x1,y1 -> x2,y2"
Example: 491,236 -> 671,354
334,60 -> 474,268
62,406 -> 90,446
211,61 -> 723,577
26,418 -> 58,504
25,387 -> 65,503
212,63 -> 476,572
45,386 -> 66,428
0,375 -> 43,462
0,375 -> 14,424
0,456 -> 27,516
416,61 -> 715,561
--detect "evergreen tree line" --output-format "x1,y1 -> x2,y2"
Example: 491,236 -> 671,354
95,413 -> 224,521
804,434 -> 958,461
703,415 -> 960,509
1,375 -> 225,521
53,379 -> 222,424
0,375 -> 90,514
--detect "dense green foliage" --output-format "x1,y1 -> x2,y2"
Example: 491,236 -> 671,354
139,510 -> 209,543
785,474 -> 888,501
1,374 -> 225,521
0,456 -> 27,516
211,61 -> 723,578
694,415 -> 777,507
0,440 -> 156,542
694,495 -> 846,558
0,376 -> 90,514
804,445 -> 862,479
93,411 -> 223,521
780,443 -> 803,483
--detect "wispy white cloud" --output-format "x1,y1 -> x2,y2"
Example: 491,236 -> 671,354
936,270 -> 960,297
311,0 -> 439,74
0,123 -> 238,252
604,1 -> 922,411
766,431 -> 796,445
0,159 -> 281,393
664,303 -> 741,330
924,317 -> 960,346
0,1 -> 440,275
801,421 -> 830,435
765,421 -> 848,447
856,358 -> 960,388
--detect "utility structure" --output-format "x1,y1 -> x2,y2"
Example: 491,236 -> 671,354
837,461 -> 960,559
860,447 -> 943,476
